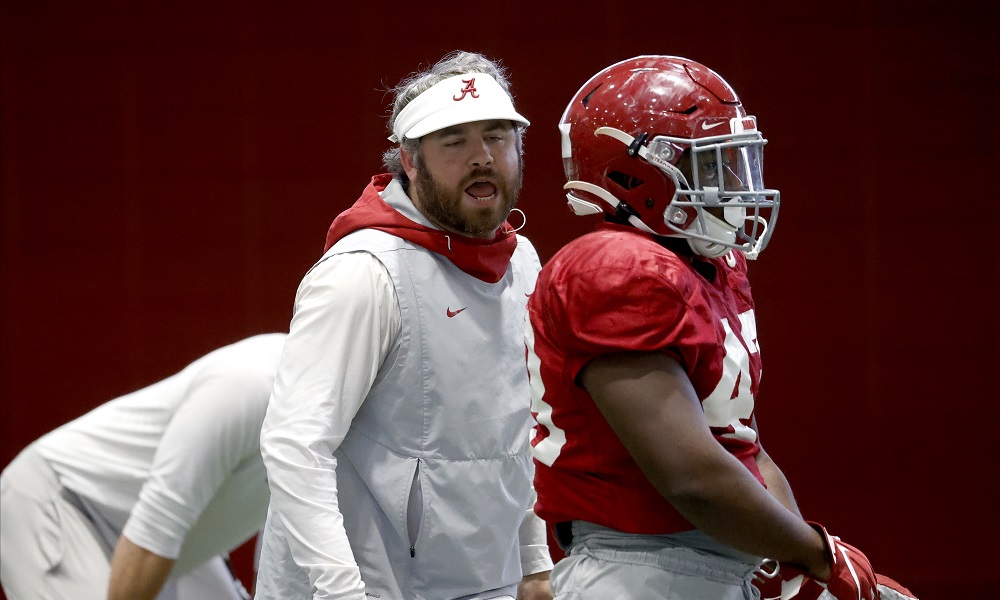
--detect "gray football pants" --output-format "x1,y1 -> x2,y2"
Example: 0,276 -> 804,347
551,521 -> 761,600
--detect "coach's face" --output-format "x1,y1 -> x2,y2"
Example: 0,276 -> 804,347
402,119 -> 522,240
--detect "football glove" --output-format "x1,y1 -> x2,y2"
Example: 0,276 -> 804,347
808,522 -> 878,600
752,523 -> 881,600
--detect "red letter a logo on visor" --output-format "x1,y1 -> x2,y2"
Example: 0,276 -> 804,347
453,78 -> 479,101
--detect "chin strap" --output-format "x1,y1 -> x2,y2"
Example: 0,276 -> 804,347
595,127 -> 689,184
742,215 -> 769,260
563,180 -> 659,236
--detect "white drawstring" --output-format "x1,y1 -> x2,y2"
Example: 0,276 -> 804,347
742,216 -> 769,260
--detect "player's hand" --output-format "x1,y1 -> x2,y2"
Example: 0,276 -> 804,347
753,522 -> 882,600
808,522 -> 879,600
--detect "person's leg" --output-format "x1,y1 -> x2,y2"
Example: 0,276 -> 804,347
0,447 -> 112,600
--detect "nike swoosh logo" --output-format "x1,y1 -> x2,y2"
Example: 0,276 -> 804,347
701,121 -> 726,130
446,307 -> 467,318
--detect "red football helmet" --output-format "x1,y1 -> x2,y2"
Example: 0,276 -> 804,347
560,55 -> 779,259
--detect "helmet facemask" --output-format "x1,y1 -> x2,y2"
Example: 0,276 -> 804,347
558,56 -> 781,260
579,121 -> 779,259
654,120 -> 779,259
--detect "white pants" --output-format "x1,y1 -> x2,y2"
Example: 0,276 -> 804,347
0,446 -> 245,600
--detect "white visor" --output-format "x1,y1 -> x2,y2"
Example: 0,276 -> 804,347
389,72 -> 530,142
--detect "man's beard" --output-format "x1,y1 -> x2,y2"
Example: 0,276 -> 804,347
413,159 -> 522,238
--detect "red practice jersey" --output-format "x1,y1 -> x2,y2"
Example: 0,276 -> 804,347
527,223 -> 765,535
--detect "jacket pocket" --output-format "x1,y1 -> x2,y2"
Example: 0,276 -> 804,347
405,458 -> 423,557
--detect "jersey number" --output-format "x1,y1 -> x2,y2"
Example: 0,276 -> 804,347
702,310 -> 758,443
526,321 -> 566,467
527,309 -> 760,465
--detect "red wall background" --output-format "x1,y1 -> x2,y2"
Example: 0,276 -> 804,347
2,1 -> 996,598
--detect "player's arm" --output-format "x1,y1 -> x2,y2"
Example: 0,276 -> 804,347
580,350 -> 831,579
107,535 -> 174,600
752,418 -> 803,518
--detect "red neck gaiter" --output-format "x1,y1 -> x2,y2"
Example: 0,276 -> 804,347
324,174 -> 517,284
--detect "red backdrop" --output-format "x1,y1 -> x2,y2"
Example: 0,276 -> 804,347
2,1 -> 997,598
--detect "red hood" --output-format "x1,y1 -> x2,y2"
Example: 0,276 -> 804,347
324,174 -> 517,283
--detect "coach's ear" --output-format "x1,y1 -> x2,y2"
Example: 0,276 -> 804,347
401,145 -> 419,183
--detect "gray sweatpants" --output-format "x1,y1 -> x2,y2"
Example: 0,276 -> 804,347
551,521 -> 762,600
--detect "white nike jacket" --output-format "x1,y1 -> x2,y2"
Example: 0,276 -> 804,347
257,181 -> 549,600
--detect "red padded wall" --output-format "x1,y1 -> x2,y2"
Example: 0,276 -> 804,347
2,1 -> 996,597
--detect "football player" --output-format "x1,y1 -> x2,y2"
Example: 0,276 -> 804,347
526,55 -> 884,599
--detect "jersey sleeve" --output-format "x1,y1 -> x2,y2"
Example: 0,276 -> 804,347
547,254 -> 696,382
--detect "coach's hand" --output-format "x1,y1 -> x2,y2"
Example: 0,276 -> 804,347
518,570 -> 552,600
